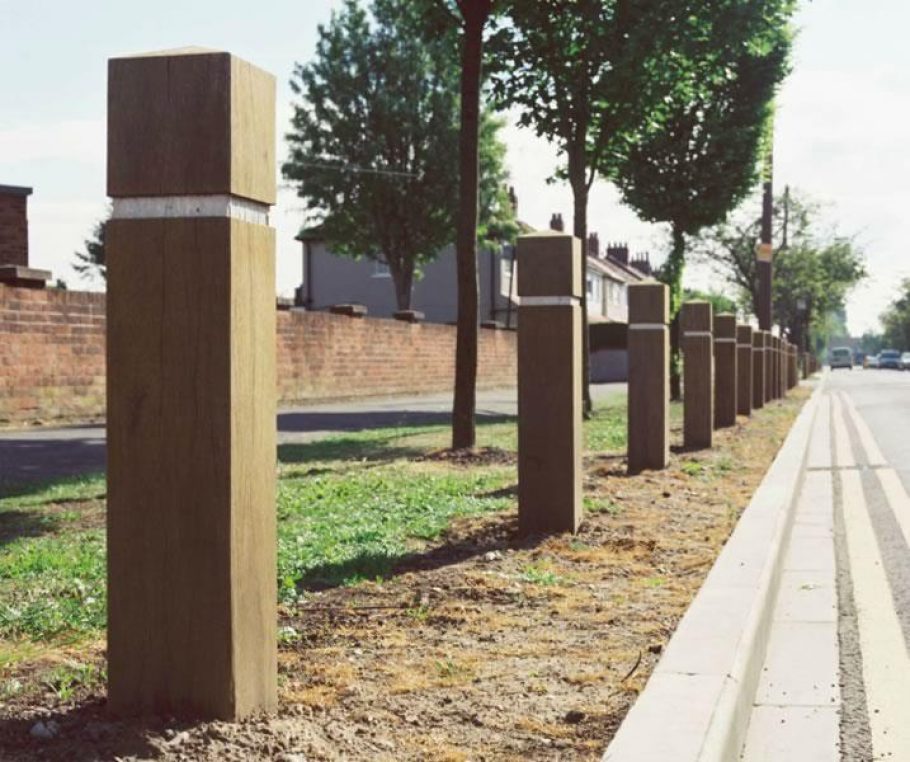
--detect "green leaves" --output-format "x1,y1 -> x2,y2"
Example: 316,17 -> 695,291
283,0 -> 514,309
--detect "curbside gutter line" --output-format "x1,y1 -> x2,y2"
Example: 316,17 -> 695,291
603,378 -> 825,762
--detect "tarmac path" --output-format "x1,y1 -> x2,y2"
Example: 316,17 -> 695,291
0,384 -> 624,487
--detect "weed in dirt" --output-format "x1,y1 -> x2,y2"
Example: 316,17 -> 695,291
681,461 -> 704,477
585,496 -> 623,515
521,563 -> 563,586
42,660 -> 103,701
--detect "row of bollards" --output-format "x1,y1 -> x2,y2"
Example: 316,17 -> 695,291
105,52 -> 818,723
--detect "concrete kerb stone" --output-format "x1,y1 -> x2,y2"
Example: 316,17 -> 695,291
603,379 -> 824,762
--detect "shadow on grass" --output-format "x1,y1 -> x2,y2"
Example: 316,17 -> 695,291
295,510 -> 545,593
278,413 -> 515,466
0,509 -> 61,549
0,698 -> 169,762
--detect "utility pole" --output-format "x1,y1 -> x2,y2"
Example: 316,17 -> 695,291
756,127 -> 774,332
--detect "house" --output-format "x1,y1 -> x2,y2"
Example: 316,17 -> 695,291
293,211 -> 653,348
295,230 -> 523,327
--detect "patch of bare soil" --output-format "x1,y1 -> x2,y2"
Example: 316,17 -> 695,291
417,447 -> 516,467
0,390 -> 809,761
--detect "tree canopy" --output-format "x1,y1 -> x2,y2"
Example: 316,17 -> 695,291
283,0 -> 514,310
615,0 -> 795,320
73,216 -> 107,282
697,191 -> 867,344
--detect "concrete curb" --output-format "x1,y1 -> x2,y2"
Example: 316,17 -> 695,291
603,379 -> 825,762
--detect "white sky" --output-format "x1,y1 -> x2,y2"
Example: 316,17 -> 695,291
0,0 -> 903,334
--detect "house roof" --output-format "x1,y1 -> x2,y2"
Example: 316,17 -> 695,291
587,255 -> 648,284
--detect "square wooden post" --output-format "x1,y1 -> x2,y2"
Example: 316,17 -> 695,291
752,330 -> 766,410
763,332 -> 774,404
682,301 -> 713,449
713,314 -> 737,429
106,49 -> 277,719
627,283 -> 669,473
737,325 -> 753,417
517,232 -> 583,534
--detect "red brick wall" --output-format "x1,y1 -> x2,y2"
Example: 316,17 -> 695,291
0,193 -> 29,267
0,284 -> 516,427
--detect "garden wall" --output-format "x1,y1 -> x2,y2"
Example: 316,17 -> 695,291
0,283 -> 517,427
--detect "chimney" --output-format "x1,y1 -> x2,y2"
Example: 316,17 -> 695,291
0,184 -> 32,268
630,252 -> 653,276
606,242 -> 629,266
508,186 -> 518,216
549,213 -> 564,232
587,232 -> 600,259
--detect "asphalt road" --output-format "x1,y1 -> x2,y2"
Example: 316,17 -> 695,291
0,383 -> 624,487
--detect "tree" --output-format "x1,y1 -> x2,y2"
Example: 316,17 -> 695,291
615,0 -> 795,396
73,216 -> 107,282
697,191 -> 866,347
682,288 -> 738,317
284,0 -> 512,312
487,0 -> 709,416
419,0 -> 496,450
879,281 -> 910,350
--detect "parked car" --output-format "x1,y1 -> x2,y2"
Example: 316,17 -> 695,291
866,354 -> 880,369
880,349 -> 902,369
901,352 -> 910,370
830,346 -> 853,370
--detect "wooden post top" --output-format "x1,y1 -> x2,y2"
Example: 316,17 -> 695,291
516,232 -> 582,299
737,324 -> 753,343
108,48 -> 276,204
752,330 -> 766,348
680,301 -> 713,333
628,282 -> 668,324
714,314 -> 736,340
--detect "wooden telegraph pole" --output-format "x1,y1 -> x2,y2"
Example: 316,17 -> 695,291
757,131 -> 774,332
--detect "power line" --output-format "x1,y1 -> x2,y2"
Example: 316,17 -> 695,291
296,161 -> 420,179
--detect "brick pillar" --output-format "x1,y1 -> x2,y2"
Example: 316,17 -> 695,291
627,283 -> 669,473
106,49 -> 277,719
0,185 -> 31,267
737,325 -> 753,417
713,313 -> 737,429
517,232 -> 582,534
752,330 -> 765,410
682,301 -> 713,449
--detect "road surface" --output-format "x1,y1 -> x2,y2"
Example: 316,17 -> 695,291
742,367 -> 910,761
0,384 -> 624,487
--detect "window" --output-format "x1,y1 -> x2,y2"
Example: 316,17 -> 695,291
587,274 -> 604,315
500,249 -> 517,298
372,259 -> 390,278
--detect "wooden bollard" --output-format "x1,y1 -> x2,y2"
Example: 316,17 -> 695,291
763,332 -> 774,403
752,330 -> 765,410
517,232 -> 582,534
106,50 -> 277,719
736,325 -> 753,417
682,301 -> 714,449
714,314 -> 737,429
627,283 -> 670,473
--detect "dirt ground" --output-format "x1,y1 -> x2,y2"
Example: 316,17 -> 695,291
0,389 -> 808,761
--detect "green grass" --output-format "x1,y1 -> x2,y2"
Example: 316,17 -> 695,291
0,394 -> 633,644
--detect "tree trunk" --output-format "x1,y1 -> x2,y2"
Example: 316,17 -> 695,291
388,257 -> 414,311
665,224 -> 686,401
568,143 -> 593,419
451,2 -> 491,451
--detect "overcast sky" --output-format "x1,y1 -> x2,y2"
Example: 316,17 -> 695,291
1,0 -> 903,334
